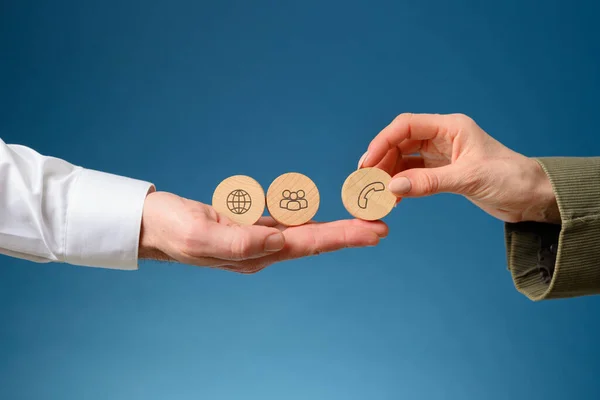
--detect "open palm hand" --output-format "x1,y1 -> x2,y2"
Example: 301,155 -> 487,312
139,191 -> 388,273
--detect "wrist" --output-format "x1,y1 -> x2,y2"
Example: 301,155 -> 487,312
523,158 -> 561,224
138,190 -> 171,261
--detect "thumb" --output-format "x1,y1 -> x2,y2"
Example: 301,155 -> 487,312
207,223 -> 286,261
388,165 -> 467,197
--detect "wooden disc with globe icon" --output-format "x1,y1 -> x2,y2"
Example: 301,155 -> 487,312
227,189 -> 252,214
212,175 -> 266,225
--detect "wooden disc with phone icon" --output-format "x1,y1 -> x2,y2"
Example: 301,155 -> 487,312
341,167 -> 397,221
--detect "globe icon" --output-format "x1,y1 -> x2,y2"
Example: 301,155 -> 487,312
227,189 -> 252,215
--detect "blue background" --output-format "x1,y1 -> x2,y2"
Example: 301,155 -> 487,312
1,0 -> 599,398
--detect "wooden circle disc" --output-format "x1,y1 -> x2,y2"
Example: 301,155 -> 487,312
212,175 -> 266,225
266,172 -> 320,226
341,167 -> 396,221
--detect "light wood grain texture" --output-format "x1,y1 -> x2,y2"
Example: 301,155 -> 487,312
266,172 -> 320,226
341,167 -> 396,221
212,175 -> 266,225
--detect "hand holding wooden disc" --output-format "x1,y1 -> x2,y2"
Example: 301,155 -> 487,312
212,175 -> 266,225
341,167 -> 397,221
266,172 -> 320,226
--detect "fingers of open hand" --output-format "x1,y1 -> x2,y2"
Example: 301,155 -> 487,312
178,219 -> 387,274
266,219 -> 387,262
169,253 -> 266,275
179,221 -> 285,262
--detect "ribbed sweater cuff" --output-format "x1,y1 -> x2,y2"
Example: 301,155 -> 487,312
506,157 -> 600,300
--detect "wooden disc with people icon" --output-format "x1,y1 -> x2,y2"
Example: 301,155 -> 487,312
266,172 -> 320,226
341,167 -> 396,221
212,175 -> 266,225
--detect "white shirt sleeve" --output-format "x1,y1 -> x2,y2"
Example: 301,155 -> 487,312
0,138 -> 154,270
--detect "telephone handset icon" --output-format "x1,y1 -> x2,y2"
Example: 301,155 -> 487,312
357,181 -> 386,209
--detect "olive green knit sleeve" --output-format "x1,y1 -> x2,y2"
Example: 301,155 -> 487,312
505,157 -> 600,301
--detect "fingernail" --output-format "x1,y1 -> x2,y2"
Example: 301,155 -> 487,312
264,233 -> 285,252
389,177 -> 411,195
357,151 -> 369,169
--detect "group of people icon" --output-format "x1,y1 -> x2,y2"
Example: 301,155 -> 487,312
280,190 -> 308,211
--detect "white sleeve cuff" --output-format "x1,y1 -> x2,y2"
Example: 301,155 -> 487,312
64,168 -> 154,270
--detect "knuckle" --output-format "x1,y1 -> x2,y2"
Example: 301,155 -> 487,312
308,231 -> 322,256
451,113 -> 475,128
394,112 -> 413,124
420,172 -> 440,195
230,232 -> 253,260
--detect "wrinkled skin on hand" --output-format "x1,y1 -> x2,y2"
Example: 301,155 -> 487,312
360,113 -> 560,224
